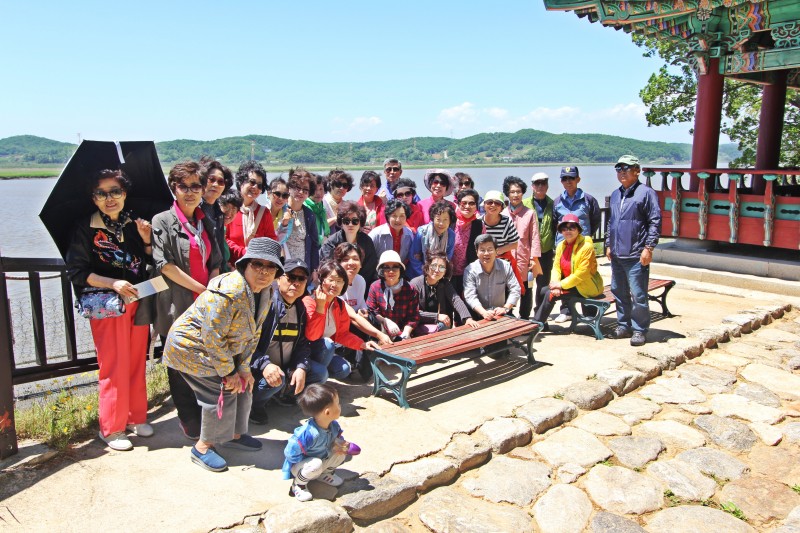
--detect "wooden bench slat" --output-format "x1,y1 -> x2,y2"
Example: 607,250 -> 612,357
387,319 -> 535,358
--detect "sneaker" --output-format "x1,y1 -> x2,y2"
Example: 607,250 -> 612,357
248,406 -> 269,426
126,423 -> 154,437
553,313 -> 570,323
98,430 -> 133,451
630,331 -> 647,347
190,446 -> 227,472
291,482 -> 313,502
179,420 -> 201,440
612,326 -> 633,339
221,434 -> 262,452
318,471 -> 344,487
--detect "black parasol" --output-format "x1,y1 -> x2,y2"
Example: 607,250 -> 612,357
39,140 -> 173,259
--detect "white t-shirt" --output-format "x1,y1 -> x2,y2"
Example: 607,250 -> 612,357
341,274 -> 366,311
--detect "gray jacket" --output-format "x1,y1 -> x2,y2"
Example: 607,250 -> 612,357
151,205 -> 222,337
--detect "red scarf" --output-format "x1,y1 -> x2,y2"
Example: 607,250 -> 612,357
455,209 -> 477,229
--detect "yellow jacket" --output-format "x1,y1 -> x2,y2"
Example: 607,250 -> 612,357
552,235 -> 604,298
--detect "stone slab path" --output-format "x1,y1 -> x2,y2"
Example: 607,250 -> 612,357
224,307 -> 800,532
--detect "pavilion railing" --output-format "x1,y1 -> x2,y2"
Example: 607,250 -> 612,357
642,168 -> 800,250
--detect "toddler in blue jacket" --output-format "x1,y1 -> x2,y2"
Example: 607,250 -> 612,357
283,383 -> 359,501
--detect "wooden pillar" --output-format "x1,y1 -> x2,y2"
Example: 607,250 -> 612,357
691,57 -> 725,191
754,70 -> 788,194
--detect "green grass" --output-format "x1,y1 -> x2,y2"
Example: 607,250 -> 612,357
14,364 -> 169,449
0,168 -> 60,179
720,501 -> 747,522
792,484 -> 800,495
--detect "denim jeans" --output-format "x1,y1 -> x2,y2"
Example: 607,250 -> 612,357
310,337 -> 351,380
251,360 -> 327,412
610,256 -> 650,333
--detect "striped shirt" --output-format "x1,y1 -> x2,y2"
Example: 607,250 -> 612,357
482,214 -> 519,248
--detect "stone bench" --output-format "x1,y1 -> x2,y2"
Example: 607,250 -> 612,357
367,316 -> 542,408
567,278 -> 676,340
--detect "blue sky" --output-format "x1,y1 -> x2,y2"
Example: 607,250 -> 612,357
0,1 -> 696,145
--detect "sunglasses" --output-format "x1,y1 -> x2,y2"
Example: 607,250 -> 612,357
207,176 -> 226,186
290,186 -> 310,194
93,188 -> 124,200
395,190 -> 414,198
249,260 -> 278,273
431,178 -> 447,186
176,182 -> 204,194
560,176 -> 577,182
560,224 -> 580,231
332,181 -> 350,190
484,200 -> 503,207
339,217 -> 360,226
245,178 -> 264,190
615,164 -> 635,172
272,191 -> 290,200
459,200 -> 477,207
385,166 -> 401,173
284,273 -> 308,284
382,265 -> 402,272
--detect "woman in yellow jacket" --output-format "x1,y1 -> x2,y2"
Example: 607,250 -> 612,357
533,214 -> 603,330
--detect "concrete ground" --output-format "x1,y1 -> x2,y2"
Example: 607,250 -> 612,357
1,262 -> 799,533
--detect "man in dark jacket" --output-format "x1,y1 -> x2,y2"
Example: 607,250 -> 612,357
249,259 -> 326,425
605,155 -> 662,347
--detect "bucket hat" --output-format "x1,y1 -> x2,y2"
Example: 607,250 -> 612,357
377,250 -> 405,271
423,169 -> 454,196
236,237 -> 284,274
557,213 -> 583,233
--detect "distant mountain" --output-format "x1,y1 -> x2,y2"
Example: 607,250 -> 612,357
0,132 -> 740,167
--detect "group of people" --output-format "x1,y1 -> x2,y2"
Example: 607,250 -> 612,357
65,154 -> 661,498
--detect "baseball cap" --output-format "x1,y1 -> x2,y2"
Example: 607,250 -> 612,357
282,258 -> 309,275
531,172 -> 549,183
560,166 -> 579,179
616,155 -> 640,167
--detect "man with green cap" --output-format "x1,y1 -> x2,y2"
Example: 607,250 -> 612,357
605,155 -> 662,347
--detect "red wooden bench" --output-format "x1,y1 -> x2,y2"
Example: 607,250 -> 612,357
567,278 -> 676,340
367,316 -> 542,408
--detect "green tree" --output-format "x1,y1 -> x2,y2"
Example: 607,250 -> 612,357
635,34 -> 800,167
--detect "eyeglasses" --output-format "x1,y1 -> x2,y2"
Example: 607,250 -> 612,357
395,190 -> 414,198
207,176 -> 226,186
339,217 -> 360,226
332,181 -> 350,190
284,273 -> 308,284
290,186 -> 310,194
560,177 -> 577,182
484,200 -> 503,207
385,166 -> 401,173
249,260 -> 278,273
245,178 -> 264,190
176,182 -> 204,194
93,188 -> 124,200
615,164 -> 635,173
272,191 -> 290,200
381,265 -> 402,272
430,264 -> 447,272
459,200 -> 477,207
560,224 -> 579,232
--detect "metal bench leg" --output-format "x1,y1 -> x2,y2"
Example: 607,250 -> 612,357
568,299 -> 610,340
368,352 -> 415,409
524,322 -> 542,364
648,283 -> 676,317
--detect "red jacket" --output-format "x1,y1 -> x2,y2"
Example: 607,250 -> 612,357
303,295 -> 364,351
226,204 -> 278,264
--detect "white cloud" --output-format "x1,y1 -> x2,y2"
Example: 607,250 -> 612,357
436,102 -> 480,128
331,116 -> 383,137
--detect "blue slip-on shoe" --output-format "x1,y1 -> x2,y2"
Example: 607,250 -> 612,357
221,434 -> 263,452
190,446 -> 227,472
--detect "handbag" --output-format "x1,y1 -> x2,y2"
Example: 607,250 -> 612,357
76,288 -> 126,319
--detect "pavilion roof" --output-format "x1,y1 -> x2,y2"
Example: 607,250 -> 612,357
542,0 -> 800,88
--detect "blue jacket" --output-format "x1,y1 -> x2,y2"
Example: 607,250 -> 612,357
249,284 -> 311,375
605,181 -> 661,260
282,418 -> 343,479
407,223 -> 456,278
553,189 -> 600,244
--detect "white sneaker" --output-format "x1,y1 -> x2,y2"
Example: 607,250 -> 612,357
553,313 -> 570,323
126,423 -> 154,437
318,471 -> 344,487
291,483 -> 313,502
99,431 -> 133,451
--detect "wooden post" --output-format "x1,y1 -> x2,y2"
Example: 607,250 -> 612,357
754,71 -> 788,194
0,262 -> 18,459
691,58 -> 724,191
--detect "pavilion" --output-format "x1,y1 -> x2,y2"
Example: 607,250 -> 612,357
543,0 -> 800,252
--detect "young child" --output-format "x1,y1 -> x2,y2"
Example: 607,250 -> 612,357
282,383 -> 356,501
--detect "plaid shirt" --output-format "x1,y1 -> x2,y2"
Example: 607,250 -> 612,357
367,279 -> 420,330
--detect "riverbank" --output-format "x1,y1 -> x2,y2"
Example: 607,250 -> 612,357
1,263 -> 798,532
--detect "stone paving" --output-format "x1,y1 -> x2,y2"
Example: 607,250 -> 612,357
224,306 -> 800,532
